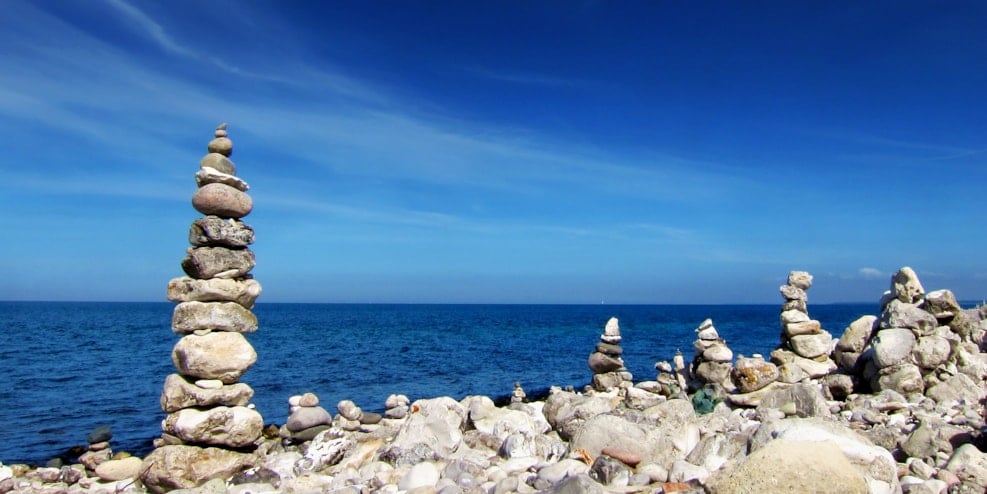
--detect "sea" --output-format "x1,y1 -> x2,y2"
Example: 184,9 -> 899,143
0,301 -> 882,465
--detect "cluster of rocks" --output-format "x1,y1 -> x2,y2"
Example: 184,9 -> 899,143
774,271 -> 838,378
587,317 -> 633,391
690,319 -> 735,391
384,394 -> 411,420
284,393 -> 333,442
140,124 -> 265,493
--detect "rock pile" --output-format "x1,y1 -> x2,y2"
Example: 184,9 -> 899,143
142,124 -> 264,493
587,317 -> 633,391
771,270 -> 838,378
76,426 -> 112,473
384,394 -> 411,420
284,393 -> 333,442
690,318 -> 735,392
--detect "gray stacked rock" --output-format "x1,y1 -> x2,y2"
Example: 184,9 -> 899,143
588,317 -> 633,391
385,394 -> 411,419
284,393 -> 333,442
335,399 -> 383,431
690,319 -> 734,391
771,271 -> 837,378
143,124 -> 264,492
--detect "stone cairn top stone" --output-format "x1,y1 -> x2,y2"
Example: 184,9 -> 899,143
141,124 -> 265,493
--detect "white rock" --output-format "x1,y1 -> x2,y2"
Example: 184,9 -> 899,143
398,462 -> 439,491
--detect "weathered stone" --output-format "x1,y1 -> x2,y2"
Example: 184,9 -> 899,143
298,393 -> 319,407
602,317 -> 621,343
589,455 -> 631,486
286,406 -> 332,432
570,414 -> 655,464
731,356 -> 779,393
945,443 -> 987,486
172,301 -> 258,334
925,373 -> 984,406
707,439 -> 868,494
337,400 -> 362,421
702,343 -> 733,363
181,247 -> 255,280
588,352 -> 623,373
543,391 -> 619,440
398,461 -> 439,491
200,153 -> 236,175
190,216 -> 255,248
782,299 -> 807,312
787,271 -> 813,290
140,445 -> 253,493
642,399 -> 701,467
784,320 -> 822,337
161,373 -> 254,412
923,289 -> 961,319
834,349 -> 865,374
686,431 -> 748,472
876,363 -> 924,395
780,309 -> 809,325
779,285 -> 806,301
912,335 -> 951,369
163,406 -> 263,448
389,397 -> 466,457
892,266 -> 925,304
871,328 -> 917,368
881,299 -> 937,335
208,136 -> 233,156
820,373 -> 855,400
552,474 -> 604,494
837,315 -> 878,353
192,183 -> 252,218
167,276 -> 262,309
171,332 -> 257,383
756,383 -> 831,418
776,362 -> 805,384
595,342 -> 623,355
196,166 -> 249,192
695,360 -> 732,384
789,331 -> 833,359
770,348 -> 836,378
94,457 -> 143,481
385,394 -> 410,408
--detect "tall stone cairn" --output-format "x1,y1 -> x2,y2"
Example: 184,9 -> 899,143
770,270 -> 838,378
141,124 -> 262,493
588,317 -> 633,391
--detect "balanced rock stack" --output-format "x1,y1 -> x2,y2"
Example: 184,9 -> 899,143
284,393 -> 333,442
77,426 -> 113,472
384,394 -> 411,419
690,319 -> 734,391
587,317 -> 633,391
335,400 -> 383,431
142,124 -> 264,493
770,271 -> 837,378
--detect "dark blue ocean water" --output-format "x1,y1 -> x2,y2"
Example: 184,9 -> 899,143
0,302 -> 879,465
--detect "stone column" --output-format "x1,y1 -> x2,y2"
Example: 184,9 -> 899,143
588,317 -> 633,391
771,270 -> 837,378
142,124 -> 262,493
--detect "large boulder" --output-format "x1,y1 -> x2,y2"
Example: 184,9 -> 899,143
465,396 -> 550,440
911,334 -> 951,369
388,397 -> 466,458
189,215 -> 254,248
641,399 -> 701,466
171,332 -> 257,384
160,373 -> 254,412
192,182 -> 252,218
923,289 -> 962,319
172,301 -> 258,334
163,406 -> 263,448
543,390 -> 619,440
167,277 -> 262,309
570,414 -> 657,464
749,417 -> 898,492
756,383 -> 831,418
770,348 -> 836,378
731,355 -> 779,393
706,439 -> 868,494
925,373 -> 985,406
875,362 -> 924,395
891,266 -> 925,304
871,328 -> 917,368
836,315 -> 878,353
141,445 -> 253,493
881,299 -> 937,336
181,247 -> 255,280
789,331 -> 834,359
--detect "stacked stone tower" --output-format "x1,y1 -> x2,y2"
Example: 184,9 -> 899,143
690,318 -> 734,391
588,317 -> 633,391
772,270 -> 837,378
142,124 -> 263,492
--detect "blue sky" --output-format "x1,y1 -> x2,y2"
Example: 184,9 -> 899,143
1,1 -> 984,304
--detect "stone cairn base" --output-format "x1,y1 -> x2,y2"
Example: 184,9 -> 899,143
141,124 -> 264,493
588,317 -> 633,391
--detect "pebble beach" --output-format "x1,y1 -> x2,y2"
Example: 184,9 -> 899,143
2,126 -> 985,494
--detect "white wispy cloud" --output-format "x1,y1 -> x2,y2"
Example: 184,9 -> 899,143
858,267 -> 884,279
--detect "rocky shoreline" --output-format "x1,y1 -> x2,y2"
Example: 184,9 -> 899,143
2,126 -> 984,493
0,267 -> 984,493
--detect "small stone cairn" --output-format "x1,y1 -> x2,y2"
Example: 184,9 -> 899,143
588,317 -> 633,391
511,381 -> 527,403
771,271 -> 837,378
284,392 -> 333,442
77,426 -> 113,472
142,124 -> 264,492
384,394 -> 411,419
335,399 -> 383,431
689,319 -> 734,391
